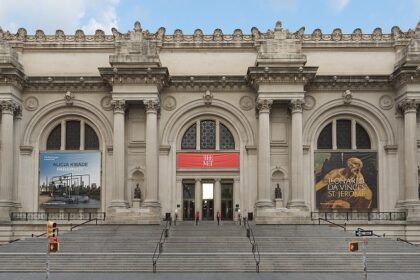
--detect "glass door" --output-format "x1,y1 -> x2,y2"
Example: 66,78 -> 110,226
183,182 -> 195,220
221,183 -> 233,220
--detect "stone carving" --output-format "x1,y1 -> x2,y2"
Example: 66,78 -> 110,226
233,29 -> 243,41
35,30 -> 46,41
112,27 -> 122,40
257,98 -> 273,112
155,27 -> 166,41
17,28 -> 27,41
398,99 -> 417,113
303,95 -> 316,110
372,27 -> 383,41
332,28 -> 342,41
111,99 -> 126,113
343,89 -> 352,104
24,96 -> 39,111
351,28 -> 363,41
203,90 -> 213,105
101,96 -> 113,111
145,99 -> 160,112
14,105 -> 22,118
379,95 -> 394,110
251,27 -> 261,40
162,96 -> 177,111
75,29 -> 85,42
134,21 -> 142,33
239,96 -> 254,111
213,29 -> 223,41
64,91 -> 75,105
94,30 -> 105,42
289,99 -> 304,113
55,30 -> 65,41
312,29 -> 322,41
0,100 -> 18,113
193,29 -> 204,42
134,184 -> 142,199
275,184 -> 282,199
294,27 -> 305,40
391,26 -> 403,40
174,29 -> 184,41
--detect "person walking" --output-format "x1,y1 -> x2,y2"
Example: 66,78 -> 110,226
174,207 -> 178,226
195,210 -> 199,226
216,210 -> 221,226
238,208 -> 241,226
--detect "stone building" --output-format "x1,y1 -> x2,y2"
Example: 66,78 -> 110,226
0,21 -> 420,235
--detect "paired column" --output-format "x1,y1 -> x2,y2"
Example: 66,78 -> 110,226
256,98 -> 274,208
143,99 -> 160,207
288,99 -> 308,210
214,178 -> 221,220
110,99 -> 128,208
0,100 -> 18,219
400,100 -> 419,203
194,178 -> 202,217
13,106 -> 22,208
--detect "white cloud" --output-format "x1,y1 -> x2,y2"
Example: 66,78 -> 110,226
327,0 -> 350,12
0,0 -> 119,34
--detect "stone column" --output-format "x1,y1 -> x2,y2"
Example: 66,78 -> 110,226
233,177 -> 240,221
176,178 -> 183,220
0,100 -> 17,220
13,106 -> 22,208
288,99 -> 308,210
214,178 -> 221,220
109,99 -> 128,208
194,178 -> 202,218
143,99 -> 161,208
400,100 -> 419,203
256,98 -> 274,208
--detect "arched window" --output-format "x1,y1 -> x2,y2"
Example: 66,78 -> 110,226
181,120 -> 235,150
46,120 -> 99,150
317,119 -> 371,150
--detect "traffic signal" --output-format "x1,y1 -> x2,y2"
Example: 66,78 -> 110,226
47,221 -> 57,238
348,241 -> 359,252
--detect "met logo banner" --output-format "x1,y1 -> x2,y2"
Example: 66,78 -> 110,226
177,152 -> 239,169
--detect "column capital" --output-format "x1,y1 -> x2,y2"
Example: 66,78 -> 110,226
256,98 -> 273,113
176,177 -> 183,183
145,99 -> 160,113
214,178 -> 221,182
289,99 -> 305,113
111,99 -> 126,113
0,100 -> 19,114
195,178 -> 201,182
14,104 -> 22,119
398,99 -> 417,114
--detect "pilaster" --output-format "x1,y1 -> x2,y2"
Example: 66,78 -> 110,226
214,178 -> 221,220
194,178 -> 202,218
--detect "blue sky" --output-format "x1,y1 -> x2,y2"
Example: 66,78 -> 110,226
0,0 -> 419,35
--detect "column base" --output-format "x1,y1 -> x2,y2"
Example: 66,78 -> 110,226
106,206 -> 161,224
255,207 -> 311,224
274,198 -> 284,209
132,199 -> 142,208
0,201 -> 16,221
255,199 -> 274,208
402,200 -> 420,222
109,200 -> 129,209
287,199 -> 309,211
142,199 -> 161,208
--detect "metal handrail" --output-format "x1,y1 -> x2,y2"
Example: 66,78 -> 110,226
244,218 -> 260,273
152,219 -> 171,273
30,217 -> 102,239
397,238 -> 417,246
318,217 -> 346,231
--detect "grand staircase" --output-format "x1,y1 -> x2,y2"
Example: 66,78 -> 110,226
0,221 -> 419,273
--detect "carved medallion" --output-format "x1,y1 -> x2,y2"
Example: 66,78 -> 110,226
24,96 -> 39,111
101,96 -> 113,111
379,95 -> 394,110
163,96 -> 177,111
303,95 -> 316,110
239,96 -> 254,111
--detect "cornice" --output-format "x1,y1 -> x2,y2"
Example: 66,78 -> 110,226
167,75 -> 249,92
390,65 -> 420,89
0,22 -> 416,49
247,66 -> 318,91
0,65 -> 26,90
24,76 -> 110,93
99,67 -> 169,91
305,75 -> 392,92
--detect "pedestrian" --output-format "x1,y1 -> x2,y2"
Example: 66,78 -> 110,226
238,208 -> 241,225
174,207 -> 178,226
195,210 -> 199,226
216,210 -> 221,226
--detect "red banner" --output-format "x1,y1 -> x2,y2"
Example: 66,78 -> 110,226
177,153 -> 239,169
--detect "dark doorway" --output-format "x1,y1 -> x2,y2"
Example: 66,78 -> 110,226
183,182 -> 195,220
221,183 -> 233,220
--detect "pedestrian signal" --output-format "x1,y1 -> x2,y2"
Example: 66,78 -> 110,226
47,221 -> 57,238
49,242 -> 59,253
348,241 -> 359,252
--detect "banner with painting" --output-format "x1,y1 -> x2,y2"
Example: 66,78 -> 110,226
39,152 -> 101,208
314,152 -> 377,209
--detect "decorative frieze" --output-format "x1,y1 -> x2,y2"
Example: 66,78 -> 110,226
24,76 -> 110,92
306,75 -> 391,92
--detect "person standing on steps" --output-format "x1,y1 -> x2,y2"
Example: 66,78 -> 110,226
174,207 -> 178,226
238,208 -> 241,226
195,210 -> 200,226
216,209 -> 221,226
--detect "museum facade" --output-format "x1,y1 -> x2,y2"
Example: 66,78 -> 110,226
1,21 -> 420,229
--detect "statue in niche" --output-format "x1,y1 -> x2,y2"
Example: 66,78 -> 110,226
275,184 -> 282,199
134,184 -> 142,199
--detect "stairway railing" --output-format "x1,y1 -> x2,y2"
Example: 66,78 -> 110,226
397,238 -> 417,246
29,217 -> 102,239
152,219 -> 171,273
318,217 -> 346,231
244,218 -> 260,273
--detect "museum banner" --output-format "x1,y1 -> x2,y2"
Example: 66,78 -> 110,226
314,152 -> 377,209
39,152 -> 101,208
177,152 -> 239,169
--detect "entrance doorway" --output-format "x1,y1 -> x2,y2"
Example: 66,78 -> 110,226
202,183 -> 214,220
183,182 -> 195,220
221,182 -> 233,220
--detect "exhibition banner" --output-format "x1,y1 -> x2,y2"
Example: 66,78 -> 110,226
314,152 -> 377,209
39,152 -> 101,208
177,152 -> 239,169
